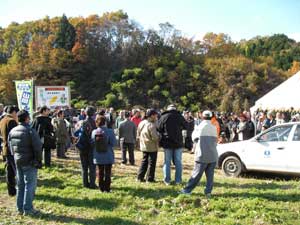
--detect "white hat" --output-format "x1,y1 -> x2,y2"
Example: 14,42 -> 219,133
167,104 -> 176,111
202,110 -> 212,118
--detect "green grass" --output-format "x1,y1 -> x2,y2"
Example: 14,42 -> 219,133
0,150 -> 300,225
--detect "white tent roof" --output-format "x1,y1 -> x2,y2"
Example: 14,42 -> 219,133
250,71 -> 300,112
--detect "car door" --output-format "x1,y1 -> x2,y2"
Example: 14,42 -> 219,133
242,125 -> 293,172
286,124 -> 300,173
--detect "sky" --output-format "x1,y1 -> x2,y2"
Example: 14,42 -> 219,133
1,0 -> 300,41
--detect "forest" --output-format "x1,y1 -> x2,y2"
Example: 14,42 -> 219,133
0,10 -> 300,112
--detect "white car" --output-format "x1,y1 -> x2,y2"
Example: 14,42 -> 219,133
217,122 -> 300,177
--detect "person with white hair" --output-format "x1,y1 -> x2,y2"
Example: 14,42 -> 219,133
180,110 -> 218,197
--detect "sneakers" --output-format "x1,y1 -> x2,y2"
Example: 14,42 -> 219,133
205,193 -> 212,199
179,189 -> 191,195
23,209 -> 40,216
164,181 -> 171,186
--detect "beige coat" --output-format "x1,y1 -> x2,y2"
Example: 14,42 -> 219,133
137,119 -> 159,152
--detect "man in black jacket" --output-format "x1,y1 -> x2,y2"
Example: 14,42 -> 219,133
0,105 -> 19,196
9,110 -> 42,215
157,104 -> 187,185
78,106 -> 97,189
31,106 -> 54,167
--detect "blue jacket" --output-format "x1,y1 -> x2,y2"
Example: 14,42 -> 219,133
92,126 -> 116,165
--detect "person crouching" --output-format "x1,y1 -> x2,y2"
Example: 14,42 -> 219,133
181,110 -> 218,197
8,110 -> 43,215
136,109 -> 159,182
92,115 -> 116,192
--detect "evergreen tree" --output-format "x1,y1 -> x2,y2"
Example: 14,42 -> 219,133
54,14 -> 76,51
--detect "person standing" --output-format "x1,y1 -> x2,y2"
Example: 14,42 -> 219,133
8,110 -> 42,215
52,110 -> 69,158
157,104 -> 187,185
0,105 -> 19,196
31,106 -> 54,167
92,115 -> 116,192
119,111 -> 137,165
183,111 -> 194,151
181,110 -> 218,197
115,110 -> 125,129
76,106 -> 97,189
131,109 -> 142,127
136,109 -> 159,182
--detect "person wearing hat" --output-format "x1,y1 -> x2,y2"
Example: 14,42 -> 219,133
31,106 -> 54,167
157,104 -> 187,185
0,105 -> 19,196
136,109 -> 159,182
118,111 -> 137,165
181,110 -> 218,197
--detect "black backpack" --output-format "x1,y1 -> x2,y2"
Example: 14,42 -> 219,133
94,128 -> 108,152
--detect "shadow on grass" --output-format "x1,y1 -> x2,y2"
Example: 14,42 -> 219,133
35,212 -> 141,225
113,185 -> 179,200
36,194 -> 118,210
241,171 -> 300,181
38,177 -> 67,189
213,181 -> 296,190
214,192 -> 300,202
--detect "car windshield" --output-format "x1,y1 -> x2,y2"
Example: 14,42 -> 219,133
259,125 -> 292,142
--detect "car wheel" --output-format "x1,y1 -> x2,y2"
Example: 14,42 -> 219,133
221,156 -> 242,177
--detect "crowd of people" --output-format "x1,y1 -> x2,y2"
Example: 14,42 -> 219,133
0,102 -> 300,216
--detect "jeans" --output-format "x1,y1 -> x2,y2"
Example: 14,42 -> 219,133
43,147 -> 51,167
183,162 -> 216,194
5,155 -> 16,196
120,142 -> 135,165
163,148 -> 182,183
79,150 -> 96,188
137,152 -> 158,182
97,164 -> 112,192
16,165 -> 38,213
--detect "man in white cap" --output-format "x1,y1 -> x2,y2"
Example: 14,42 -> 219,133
180,110 -> 218,197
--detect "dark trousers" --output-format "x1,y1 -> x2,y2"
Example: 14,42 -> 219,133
97,164 -> 112,192
120,142 -> 135,165
79,150 -> 96,188
43,147 -> 51,167
137,152 -> 158,182
56,143 -> 66,158
5,155 -> 16,196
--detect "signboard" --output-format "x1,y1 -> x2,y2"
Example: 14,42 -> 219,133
15,80 -> 34,116
35,86 -> 70,109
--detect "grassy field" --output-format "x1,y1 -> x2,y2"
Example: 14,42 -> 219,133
0,149 -> 300,225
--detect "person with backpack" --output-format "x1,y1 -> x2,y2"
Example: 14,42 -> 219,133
31,106 -> 54,167
136,109 -> 159,182
92,115 -> 116,192
8,110 -> 42,216
76,106 -> 97,189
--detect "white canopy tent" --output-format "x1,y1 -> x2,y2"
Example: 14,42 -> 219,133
250,71 -> 300,113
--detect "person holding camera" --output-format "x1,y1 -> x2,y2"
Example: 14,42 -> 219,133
8,110 -> 43,216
